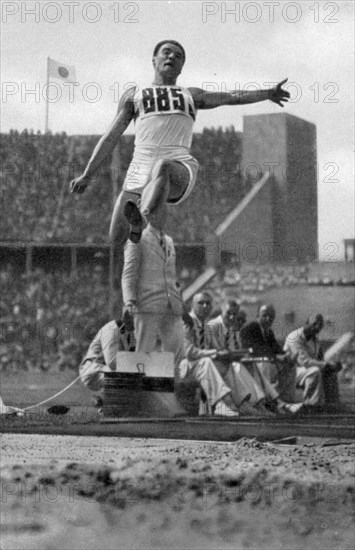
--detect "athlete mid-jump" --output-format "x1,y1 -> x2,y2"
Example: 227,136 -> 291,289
70,39 -> 290,252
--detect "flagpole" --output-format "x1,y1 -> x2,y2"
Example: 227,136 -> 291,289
45,57 -> 50,133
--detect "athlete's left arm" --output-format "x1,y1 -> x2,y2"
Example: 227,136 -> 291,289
189,79 -> 290,109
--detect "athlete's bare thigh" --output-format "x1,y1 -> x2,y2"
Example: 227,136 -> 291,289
160,160 -> 190,202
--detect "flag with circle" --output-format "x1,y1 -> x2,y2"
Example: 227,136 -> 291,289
48,58 -> 76,83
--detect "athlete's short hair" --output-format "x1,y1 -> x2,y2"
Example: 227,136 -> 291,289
153,40 -> 186,62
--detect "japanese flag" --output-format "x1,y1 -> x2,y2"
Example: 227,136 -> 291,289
48,58 -> 76,83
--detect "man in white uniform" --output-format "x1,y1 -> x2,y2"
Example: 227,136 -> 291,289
121,204 -> 185,370
70,40 -> 290,267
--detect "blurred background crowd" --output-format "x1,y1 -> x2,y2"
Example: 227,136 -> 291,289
1,127 -> 248,243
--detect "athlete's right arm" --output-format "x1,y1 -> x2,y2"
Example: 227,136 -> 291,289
70,86 -> 136,194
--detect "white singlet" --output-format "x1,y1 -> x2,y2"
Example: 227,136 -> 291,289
123,85 -> 199,204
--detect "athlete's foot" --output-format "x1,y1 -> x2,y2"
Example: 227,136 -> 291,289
124,201 -> 145,243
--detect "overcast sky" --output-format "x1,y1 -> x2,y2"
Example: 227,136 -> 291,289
1,0 -> 354,259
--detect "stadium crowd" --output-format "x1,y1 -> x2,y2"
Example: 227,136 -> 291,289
0,265 -> 109,372
1,128 -> 247,244
1,130 -> 112,243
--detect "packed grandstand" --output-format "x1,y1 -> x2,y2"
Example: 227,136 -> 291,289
1,127 -> 247,243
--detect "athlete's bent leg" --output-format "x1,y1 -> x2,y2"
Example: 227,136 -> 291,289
109,190 -> 141,289
110,190 -> 141,247
140,159 -> 190,217
124,160 -> 189,242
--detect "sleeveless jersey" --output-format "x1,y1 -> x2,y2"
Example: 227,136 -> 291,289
133,85 -> 197,151
122,85 -> 199,195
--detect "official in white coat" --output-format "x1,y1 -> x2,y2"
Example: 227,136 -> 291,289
122,208 -> 185,370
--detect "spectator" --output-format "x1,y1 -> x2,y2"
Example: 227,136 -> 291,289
0,266 -> 110,373
240,304 -> 302,413
178,292 -> 241,417
239,304 -> 288,388
240,304 -> 283,358
206,300 -> 245,351
181,292 -> 275,416
283,314 -> 342,409
79,317 -> 135,392
206,301 -> 279,416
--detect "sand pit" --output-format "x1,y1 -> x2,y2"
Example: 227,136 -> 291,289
1,434 -> 354,549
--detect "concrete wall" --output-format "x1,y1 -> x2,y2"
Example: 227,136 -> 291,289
241,113 -> 318,263
285,115 -> 318,260
216,178 -> 274,264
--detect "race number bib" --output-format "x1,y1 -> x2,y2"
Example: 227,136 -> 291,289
140,87 -> 195,119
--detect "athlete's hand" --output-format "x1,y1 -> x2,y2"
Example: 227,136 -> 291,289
70,174 -> 90,194
269,78 -> 290,107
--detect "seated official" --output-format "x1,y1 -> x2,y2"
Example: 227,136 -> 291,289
177,295 -> 241,417
178,293 -> 297,417
206,300 -> 246,352
206,300 -> 299,415
284,314 -> 342,409
240,304 -> 297,403
79,317 -> 135,392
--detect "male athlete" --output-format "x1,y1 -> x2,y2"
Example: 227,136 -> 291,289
70,39 -> 290,255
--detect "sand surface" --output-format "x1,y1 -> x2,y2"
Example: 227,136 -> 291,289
1,434 -> 354,549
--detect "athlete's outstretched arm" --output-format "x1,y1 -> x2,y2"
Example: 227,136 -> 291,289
70,87 -> 136,194
190,79 -> 290,110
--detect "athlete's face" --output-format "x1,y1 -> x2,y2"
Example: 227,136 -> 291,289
153,43 -> 185,80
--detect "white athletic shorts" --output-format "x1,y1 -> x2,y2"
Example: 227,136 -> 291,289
122,147 -> 199,206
